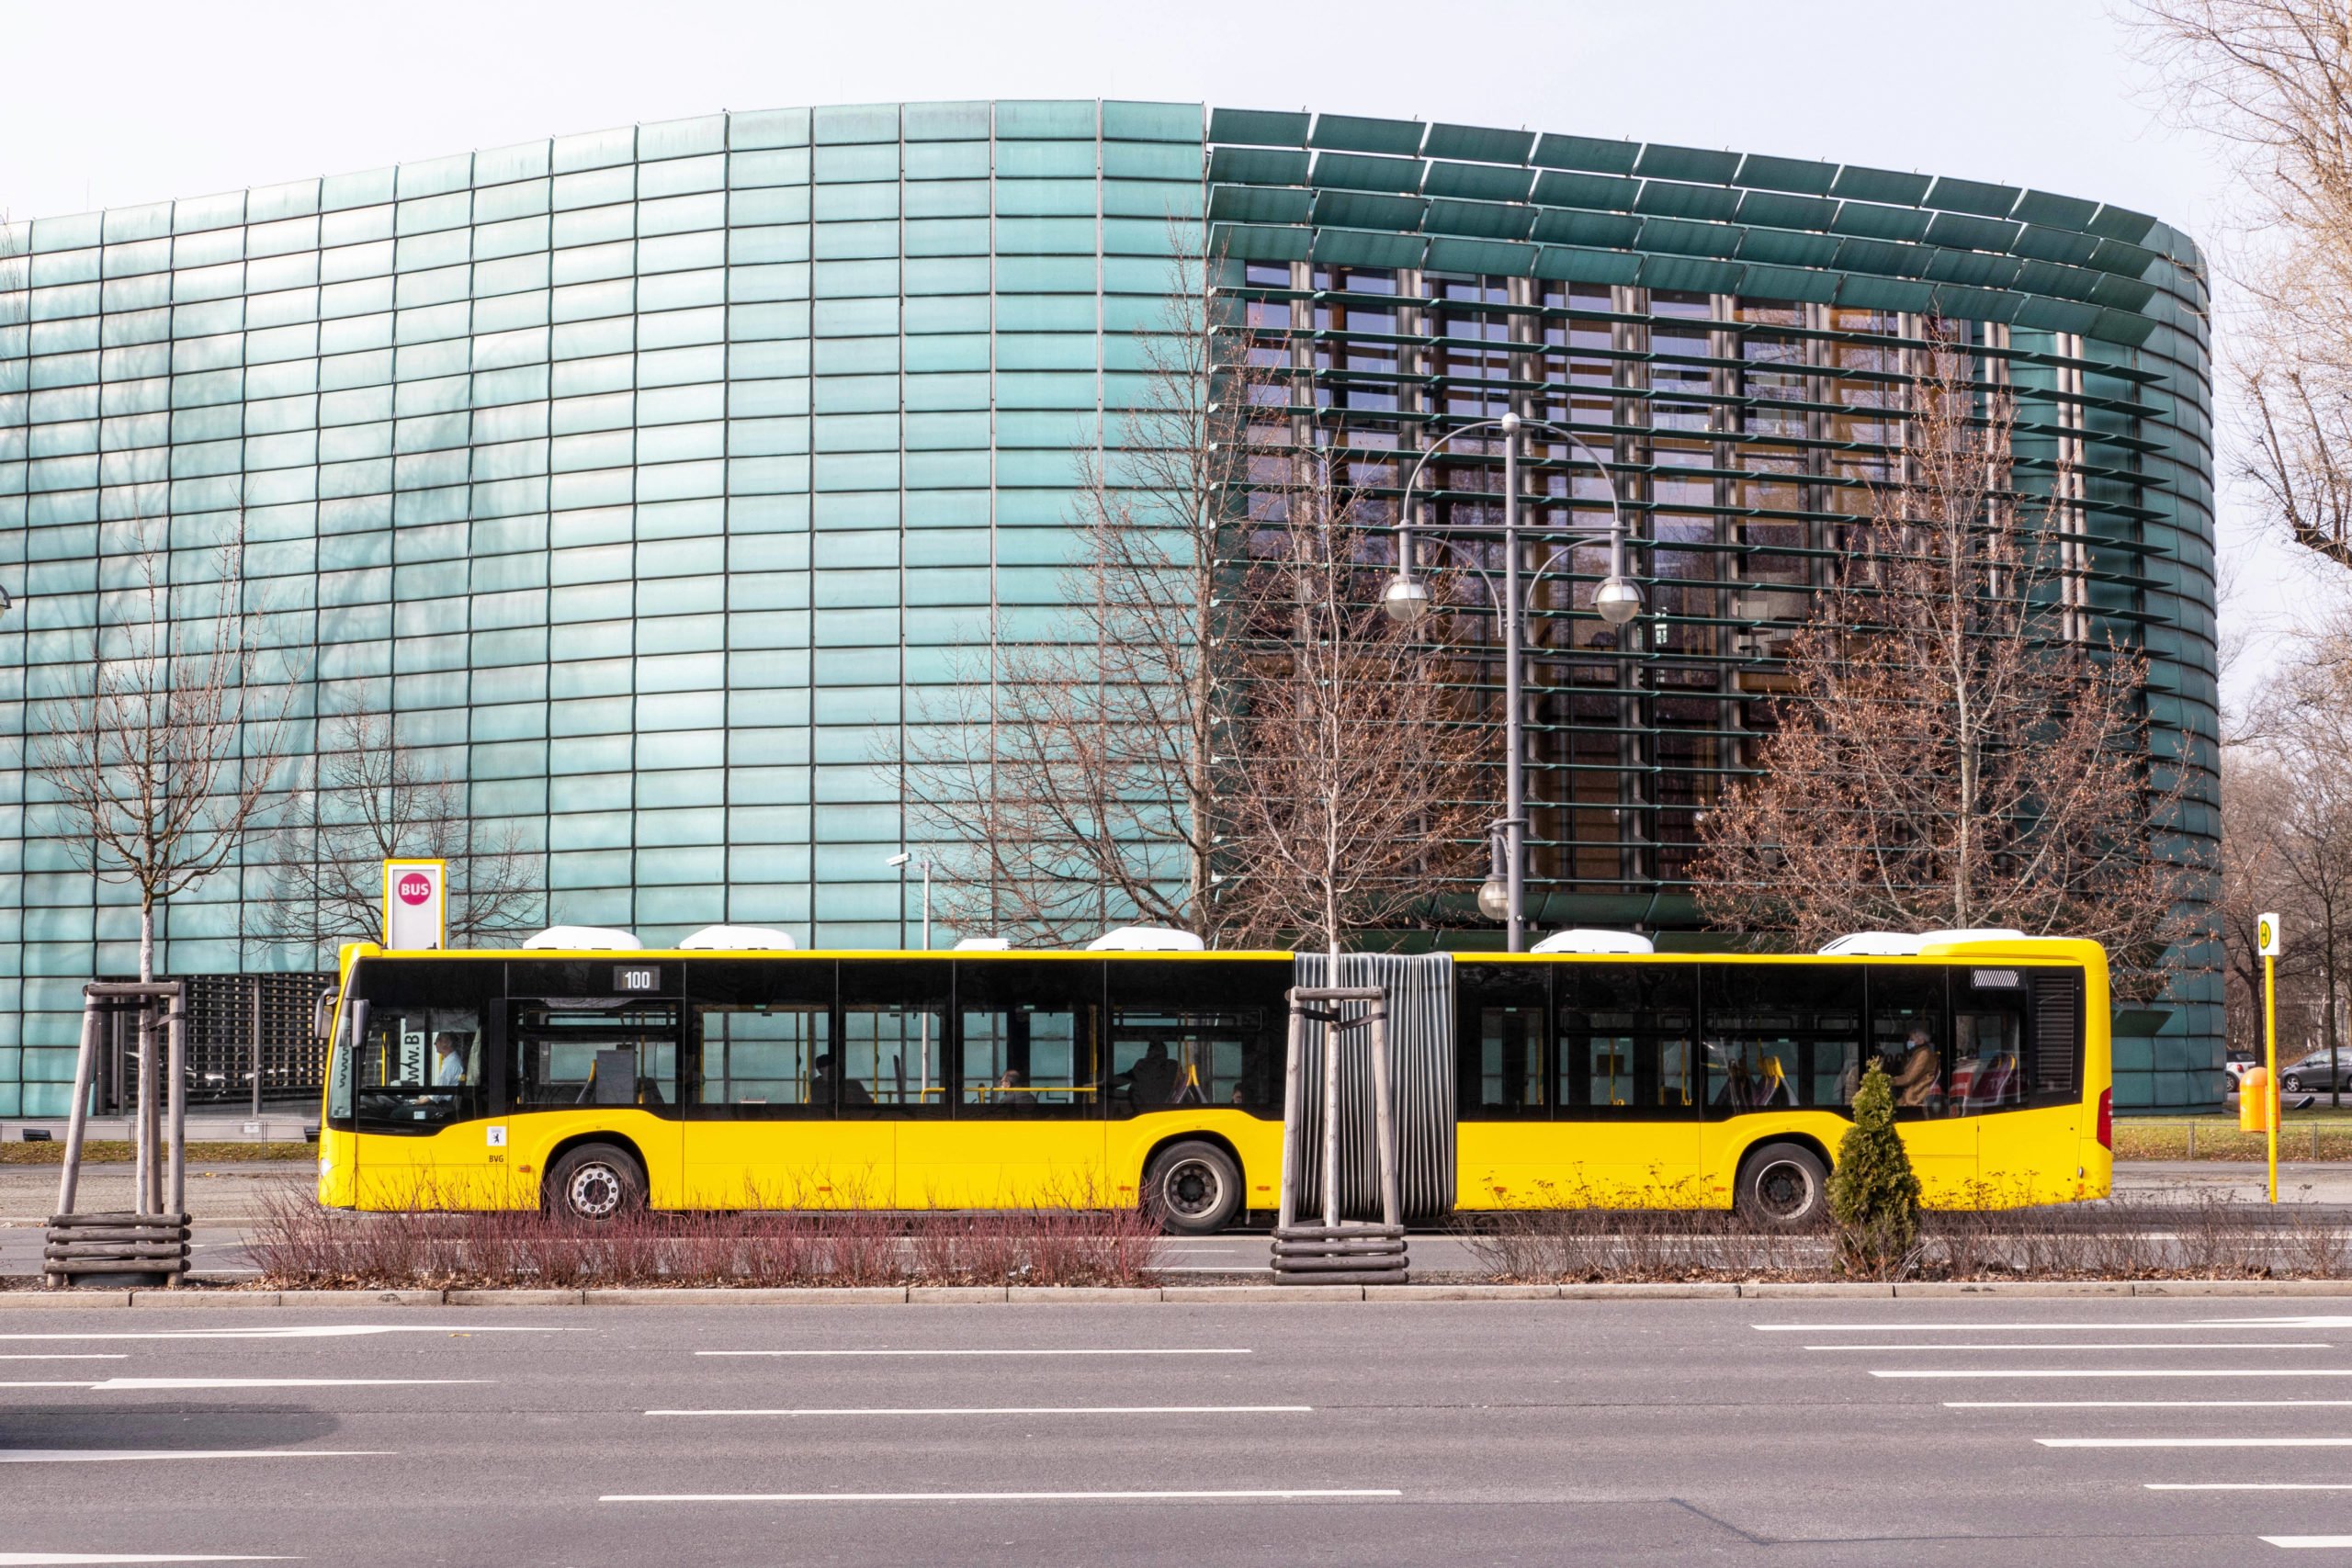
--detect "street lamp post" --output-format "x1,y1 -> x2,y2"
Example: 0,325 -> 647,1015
887,850 -> 932,950
1382,412 -> 1640,952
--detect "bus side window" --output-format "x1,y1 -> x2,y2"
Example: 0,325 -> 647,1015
1558,964 -> 1698,1120
1867,966 -> 1950,1118
955,959 -> 1103,1119
831,960 -> 949,1111
1703,964 -> 1861,1114
695,1004 -> 828,1112
1456,966 -> 1549,1118
509,1002 -> 681,1115
1951,968 -> 2031,1115
352,1004 -> 485,1134
1105,959 -> 1283,1117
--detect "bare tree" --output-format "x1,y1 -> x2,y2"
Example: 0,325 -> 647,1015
257,706 -> 545,955
907,249 -> 1241,942
910,243 -> 1489,947
1689,330 -> 2200,998
2135,1 -> 2352,567
2227,622 -> 2352,1094
1209,463 -> 1491,955
33,520 -> 295,986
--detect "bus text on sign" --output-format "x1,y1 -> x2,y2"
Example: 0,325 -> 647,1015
382,859 -> 447,951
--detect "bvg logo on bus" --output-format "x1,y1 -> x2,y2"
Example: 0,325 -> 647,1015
384,860 -> 447,951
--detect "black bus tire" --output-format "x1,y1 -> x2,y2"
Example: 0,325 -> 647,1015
1735,1142 -> 1829,1228
1143,1141 -> 1243,1235
547,1143 -> 647,1224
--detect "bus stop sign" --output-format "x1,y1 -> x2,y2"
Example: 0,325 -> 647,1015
2259,912 -> 2281,958
384,859 -> 447,951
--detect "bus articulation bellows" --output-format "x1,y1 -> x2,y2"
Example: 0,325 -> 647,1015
316,932 -> 2110,1232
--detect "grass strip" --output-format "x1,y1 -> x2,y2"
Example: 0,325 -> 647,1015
0,1140 -> 313,1166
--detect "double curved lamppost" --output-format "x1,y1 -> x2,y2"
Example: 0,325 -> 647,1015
1379,411 -> 1642,952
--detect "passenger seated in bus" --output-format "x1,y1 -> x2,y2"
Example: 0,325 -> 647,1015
431,1032 -> 469,1088
813,1053 -> 873,1108
1711,1047 -> 1759,1111
1891,1026 -> 1940,1110
993,1068 -> 1024,1098
1121,1041 -> 1180,1111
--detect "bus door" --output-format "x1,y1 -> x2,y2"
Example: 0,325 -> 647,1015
680,958 -> 876,1210
343,958 -> 502,1209
946,959 -> 1106,1208
1556,964 -> 1702,1204
832,959 -> 952,1209
506,958 -> 684,1208
1868,965 -> 1976,1200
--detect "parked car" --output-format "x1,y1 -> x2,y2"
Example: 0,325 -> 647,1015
2278,1050 -> 2352,1095
2224,1050 -> 2259,1088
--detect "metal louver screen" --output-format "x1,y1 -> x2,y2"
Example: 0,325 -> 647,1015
1287,953 -> 1456,1222
2031,970 -> 2082,1099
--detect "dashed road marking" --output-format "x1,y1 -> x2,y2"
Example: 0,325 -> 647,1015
647,1404 -> 1310,1416
2041,1437 -> 2352,1449
696,1348 -> 1251,1359
0,1450 -> 389,1464
601,1487 -> 1400,1504
1814,1342 -> 2331,1352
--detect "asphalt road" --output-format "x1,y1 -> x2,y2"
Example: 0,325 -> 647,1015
6,1295 -> 2352,1563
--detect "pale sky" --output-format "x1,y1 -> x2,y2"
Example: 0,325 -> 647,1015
0,0 -> 2310,710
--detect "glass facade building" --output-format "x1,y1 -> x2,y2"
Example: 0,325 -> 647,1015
0,100 -> 2217,1114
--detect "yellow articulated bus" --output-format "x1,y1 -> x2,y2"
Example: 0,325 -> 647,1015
315,932 -> 2110,1233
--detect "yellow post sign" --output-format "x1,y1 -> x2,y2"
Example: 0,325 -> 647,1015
2258,911 -> 2281,1203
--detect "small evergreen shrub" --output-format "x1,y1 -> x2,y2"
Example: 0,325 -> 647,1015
1827,1059 -> 1923,1279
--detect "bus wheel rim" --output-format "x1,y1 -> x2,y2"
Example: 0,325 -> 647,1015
1165,1160 -> 1219,1216
569,1165 -> 623,1218
1755,1160 -> 1813,1218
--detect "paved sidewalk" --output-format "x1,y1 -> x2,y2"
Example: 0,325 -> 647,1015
2114,1160 -> 2352,1204
0,1160 -> 311,1224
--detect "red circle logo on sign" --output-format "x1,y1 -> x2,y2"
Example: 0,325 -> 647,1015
397,873 -> 433,906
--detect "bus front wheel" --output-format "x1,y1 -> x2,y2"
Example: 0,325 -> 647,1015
1736,1143 -> 1828,1229
547,1143 -> 646,1224
1144,1141 -> 1242,1235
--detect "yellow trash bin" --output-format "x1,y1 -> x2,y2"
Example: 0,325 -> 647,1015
2241,1066 -> 2272,1134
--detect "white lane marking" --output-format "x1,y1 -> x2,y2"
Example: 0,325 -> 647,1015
1813,1342 -> 2331,1351
0,1378 -> 483,1393
696,1348 -> 1251,1359
0,1355 -> 128,1361
601,1488 -> 1401,1504
647,1404 -> 1311,1417
1955,1400 -> 2352,1409
100,1379 -> 487,1392
0,1450 -> 389,1464
1760,1319 -> 2352,1332
0,1556 -> 299,1564
2152,1484 -> 2352,1491
2265,1537 -> 2352,1548
2041,1437 -> 2352,1448
1875,1369 -> 2352,1380
0,1326 -> 565,1343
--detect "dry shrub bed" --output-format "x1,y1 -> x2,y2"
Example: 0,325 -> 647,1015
249,1188 -> 1165,1291
1458,1192 -> 2352,1284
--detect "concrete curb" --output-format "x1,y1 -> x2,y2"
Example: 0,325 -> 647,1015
4,1278 -> 2350,1307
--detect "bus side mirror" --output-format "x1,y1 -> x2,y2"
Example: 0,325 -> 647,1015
313,990 -> 341,1043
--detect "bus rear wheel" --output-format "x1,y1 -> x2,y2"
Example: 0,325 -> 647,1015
1144,1141 -> 1242,1235
547,1143 -> 646,1224
1736,1143 -> 1828,1229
